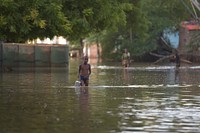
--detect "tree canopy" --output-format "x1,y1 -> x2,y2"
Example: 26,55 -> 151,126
0,0 -> 71,42
0,0 -> 195,58
0,0 -> 132,42
100,0 -> 192,58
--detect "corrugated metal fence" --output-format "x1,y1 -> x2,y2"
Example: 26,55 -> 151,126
0,43 -> 69,67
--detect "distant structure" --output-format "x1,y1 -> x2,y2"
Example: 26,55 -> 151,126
179,21 -> 200,62
28,36 -> 69,45
179,0 -> 200,62
0,43 -> 69,67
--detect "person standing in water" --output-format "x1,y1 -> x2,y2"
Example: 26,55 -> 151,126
78,56 -> 91,86
122,48 -> 130,67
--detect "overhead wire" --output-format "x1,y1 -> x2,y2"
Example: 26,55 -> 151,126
191,0 -> 200,12
190,0 -> 198,19
180,0 -> 196,19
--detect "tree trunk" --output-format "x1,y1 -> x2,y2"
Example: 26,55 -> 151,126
0,41 -> 2,69
80,38 -> 84,57
130,27 -> 133,44
96,37 -> 100,58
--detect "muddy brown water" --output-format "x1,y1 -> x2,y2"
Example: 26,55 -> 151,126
0,59 -> 200,133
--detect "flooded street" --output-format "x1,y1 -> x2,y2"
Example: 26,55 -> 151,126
0,58 -> 200,133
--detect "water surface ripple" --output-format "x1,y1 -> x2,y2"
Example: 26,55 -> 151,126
0,61 -> 200,133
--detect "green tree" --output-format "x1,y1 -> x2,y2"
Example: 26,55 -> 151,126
100,0 -> 150,58
0,0 -> 71,42
138,0 -> 193,62
100,0 -> 192,60
62,0 -> 132,56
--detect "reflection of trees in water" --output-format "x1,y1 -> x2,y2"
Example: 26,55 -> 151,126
167,67 -> 180,85
175,68 -> 179,84
167,66 -> 200,86
89,58 -> 102,66
179,68 -> 200,84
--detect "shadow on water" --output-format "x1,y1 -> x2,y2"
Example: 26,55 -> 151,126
0,59 -> 200,133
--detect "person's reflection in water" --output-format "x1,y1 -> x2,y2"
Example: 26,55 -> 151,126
75,86 -> 89,130
123,68 -> 130,85
79,87 -> 89,112
75,87 -> 89,108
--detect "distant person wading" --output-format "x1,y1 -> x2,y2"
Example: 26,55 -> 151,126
122,48 -> 130,67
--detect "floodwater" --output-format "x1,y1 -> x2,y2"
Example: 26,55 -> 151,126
0,58 -> 200,133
